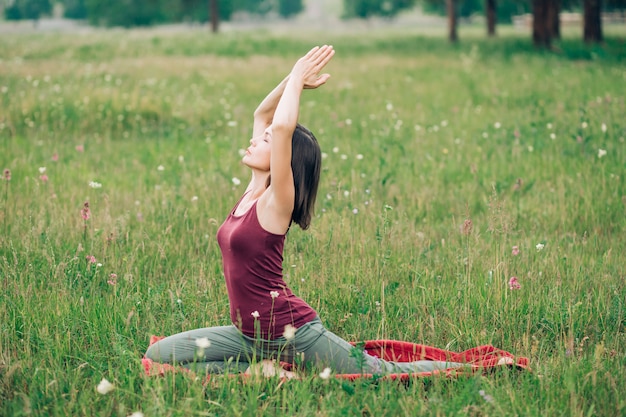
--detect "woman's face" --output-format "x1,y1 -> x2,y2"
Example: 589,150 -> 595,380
242,126 -> 272,171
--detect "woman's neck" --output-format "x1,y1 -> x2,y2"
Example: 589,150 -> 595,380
247,170 -> 270,199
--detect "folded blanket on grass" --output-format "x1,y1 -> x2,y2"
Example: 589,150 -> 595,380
142,335 -> 530,382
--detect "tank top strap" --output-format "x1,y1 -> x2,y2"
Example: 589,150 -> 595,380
229,191 -> 251,216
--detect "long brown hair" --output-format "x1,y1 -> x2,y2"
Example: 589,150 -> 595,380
290,124 -> 321,230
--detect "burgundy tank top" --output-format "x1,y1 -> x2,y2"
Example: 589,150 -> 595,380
216,194 -> 317,339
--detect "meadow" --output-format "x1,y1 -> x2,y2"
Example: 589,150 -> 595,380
0,23 -> 625,416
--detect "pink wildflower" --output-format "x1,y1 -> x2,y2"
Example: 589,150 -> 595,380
3,169 -> 10,181
461,219 -> 473,235
508,277 -> 521,290
52,153 -> 59,162
512,246 -> 520,256
86,255 -> 97,264
81,201 -> 90,220
76,144 -> 84,152
40,174 -> 48,182
107,273 -> 117,285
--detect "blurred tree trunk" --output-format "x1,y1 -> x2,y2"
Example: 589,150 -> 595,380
549,0 -> 561,39
532,0 -> 551,48
584,0 -> 603,43
447,0 -> 458,42
486,0 -> 496,36
210,0 -> 219,33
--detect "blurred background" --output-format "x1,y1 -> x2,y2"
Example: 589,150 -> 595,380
1,0 -> 625,46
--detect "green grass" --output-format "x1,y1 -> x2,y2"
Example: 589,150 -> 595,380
1,25 -> 625,416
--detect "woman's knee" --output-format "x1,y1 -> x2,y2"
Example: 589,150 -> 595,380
144,342 -> 164,362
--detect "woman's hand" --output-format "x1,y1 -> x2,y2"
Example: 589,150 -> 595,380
290,45 -> 335,89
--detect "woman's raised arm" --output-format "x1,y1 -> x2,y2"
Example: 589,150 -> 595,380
252,49 -> 334,141
267,46 -> 334,214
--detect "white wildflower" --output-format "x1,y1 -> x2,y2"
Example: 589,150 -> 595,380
536,243 -> 545,251
96,378 -> 115,395
270,291 -> 279,299
232,177 -> 241,186
251,311 -> 259,319
195,337 -> 211,349
283,324 -> 296,340
598,149 -> 607,158
319,367 -> 331,380
38,167 -> 46,174
157,165 -> 164,171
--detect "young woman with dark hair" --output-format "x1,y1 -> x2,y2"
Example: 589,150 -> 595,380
145,46 -> 464,377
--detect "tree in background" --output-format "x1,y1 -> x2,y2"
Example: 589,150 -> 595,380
583,0 -> 602,42
486,0 -> 496,36
446,0 -> 457,42
210,0 -> 219,32
550,0 -> 561,39
342,0 -> 416,18
4,0 -> 52,24
84,0 -> 165,26
278,0 -> 303,18
62,0 -> 87,19
532,0 -> 560,48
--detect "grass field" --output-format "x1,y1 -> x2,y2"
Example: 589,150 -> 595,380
1,24 -> 625,416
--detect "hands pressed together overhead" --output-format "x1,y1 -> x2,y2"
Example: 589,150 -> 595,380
291,45 -> 335,90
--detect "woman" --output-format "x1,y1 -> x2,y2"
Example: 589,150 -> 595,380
145,46 -> 463,376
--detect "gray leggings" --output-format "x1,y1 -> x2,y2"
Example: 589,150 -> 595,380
145,318 -> 465,375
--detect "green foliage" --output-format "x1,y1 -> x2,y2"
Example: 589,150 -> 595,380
423,0 -> 530,21
343,0 -> 417,18
62,0 -> 88,19
79,0 -> 235,27
3,0 -> 52,21
84,0 -> 165,26
0,26 -> 625,416
278,0 -> 304,18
